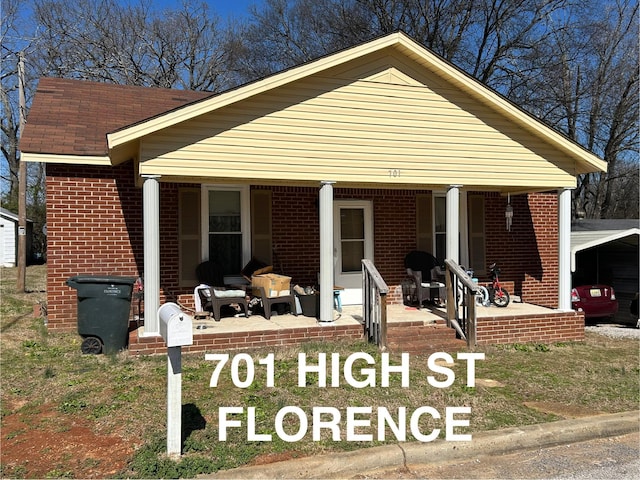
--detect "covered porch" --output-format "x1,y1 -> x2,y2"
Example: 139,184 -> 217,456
128,301 -> 584,356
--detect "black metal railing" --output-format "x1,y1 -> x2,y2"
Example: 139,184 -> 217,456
362,259 -> 389,350
444,259 -> 478,346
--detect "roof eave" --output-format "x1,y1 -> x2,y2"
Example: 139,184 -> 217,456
22,152 -> 111,166
570,228 -> 640,271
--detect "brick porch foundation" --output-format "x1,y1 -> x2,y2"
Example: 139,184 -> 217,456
475,310 -> 585,345
128,323 -> 364,356
126,310 -> 585,356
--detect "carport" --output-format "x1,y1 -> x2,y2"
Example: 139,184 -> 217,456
571,219 -> 639,323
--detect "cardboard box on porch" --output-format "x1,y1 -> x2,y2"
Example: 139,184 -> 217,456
251,273 -> 291,298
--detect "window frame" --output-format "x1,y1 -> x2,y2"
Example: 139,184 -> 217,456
200,184 -> 251,277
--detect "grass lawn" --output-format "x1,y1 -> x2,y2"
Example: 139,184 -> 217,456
1,266 -> 638,478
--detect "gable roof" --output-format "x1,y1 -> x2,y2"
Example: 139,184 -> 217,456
20,78 -> 211,164
106,31 -> 606,175
20,32 -> 607,179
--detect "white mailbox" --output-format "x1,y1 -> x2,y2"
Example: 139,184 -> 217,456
158,302 -> 193,347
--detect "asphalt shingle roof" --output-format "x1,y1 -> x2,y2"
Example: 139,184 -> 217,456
20,78 -> 212,156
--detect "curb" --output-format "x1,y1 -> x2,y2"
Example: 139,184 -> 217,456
202,411 -> 639,479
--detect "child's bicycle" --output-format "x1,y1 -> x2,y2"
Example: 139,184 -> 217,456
487,262 -> 510,307
458,267 -> 489,307
461,268 -> 490,307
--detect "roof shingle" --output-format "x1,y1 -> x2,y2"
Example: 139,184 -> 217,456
20,78 -> 211,156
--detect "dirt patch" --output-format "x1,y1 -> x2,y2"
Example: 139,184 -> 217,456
1,403 -> 134,478
523,401 -> 601,419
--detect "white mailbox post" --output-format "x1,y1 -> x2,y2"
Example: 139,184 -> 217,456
158,302 -> 193,457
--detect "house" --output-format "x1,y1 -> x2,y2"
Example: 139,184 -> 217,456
20,32 -> 606,348
571,219 -> 640,323
0,208 -> 33,267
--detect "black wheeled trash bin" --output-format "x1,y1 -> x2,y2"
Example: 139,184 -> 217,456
66,275 -> 136,354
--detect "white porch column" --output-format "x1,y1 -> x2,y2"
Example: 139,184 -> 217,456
446,185 -> 462,263
143,175 -> 161,335
319,181 -> 335,323
558,188 -> 573,311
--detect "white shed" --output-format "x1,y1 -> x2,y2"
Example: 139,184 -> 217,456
0,208 -> 33,267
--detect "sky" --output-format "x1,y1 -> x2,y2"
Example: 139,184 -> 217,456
154,0 -> 263,19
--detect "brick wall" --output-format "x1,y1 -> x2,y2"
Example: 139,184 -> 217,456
129,322 -> 363,356
268,186 -> 418,294
268,186 -> 320,286
46,164 -> 142,330
484,191 -> 558,308
475,310 -> 584,345
45,171 -> 561,333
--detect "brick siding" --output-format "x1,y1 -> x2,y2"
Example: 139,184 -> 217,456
46,164 -> 143,330
476,310 -> 585,345
45,166 -> 563,340
126,311 -> 585,356
269,186 -> 419,291
128,322 -> 364,356
484,191 -> 559,308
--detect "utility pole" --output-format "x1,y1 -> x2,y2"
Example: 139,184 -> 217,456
17,51 -> 27,292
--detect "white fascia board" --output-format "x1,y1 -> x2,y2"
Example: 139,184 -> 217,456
21,152 -> 111,165
398,41 -> 607,174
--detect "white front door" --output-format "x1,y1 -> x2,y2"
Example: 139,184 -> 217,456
334,200 -> 373,305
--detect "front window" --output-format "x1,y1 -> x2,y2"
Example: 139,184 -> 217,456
207,188 -> 246,276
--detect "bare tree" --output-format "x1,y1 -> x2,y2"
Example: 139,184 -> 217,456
516,0 -> 639,218
1,0 -> 48,260
1,0 -> 25,203
32,0 -> 234,91
233,0 -> 638,218
231,0 -> 575,86
2,0 -> 239,262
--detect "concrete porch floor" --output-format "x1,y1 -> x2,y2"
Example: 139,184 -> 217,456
129,300 -> 575,355
186,301 -> 558,336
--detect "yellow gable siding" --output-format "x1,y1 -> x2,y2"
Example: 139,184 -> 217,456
139,60 -> 577,189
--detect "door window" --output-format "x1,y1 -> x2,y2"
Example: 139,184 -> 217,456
340,208 -> 365,272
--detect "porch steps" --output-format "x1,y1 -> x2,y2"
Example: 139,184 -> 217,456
386,321 -> 466,356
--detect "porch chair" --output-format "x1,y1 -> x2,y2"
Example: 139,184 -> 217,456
404,250 -> 446,308
253,286 -> 297,320
194,260 -> 249,321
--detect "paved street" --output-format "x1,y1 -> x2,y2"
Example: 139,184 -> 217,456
357,431 -> 639,479
206,412 -> 638,479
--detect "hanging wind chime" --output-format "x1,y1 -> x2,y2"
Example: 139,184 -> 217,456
505,193 -> 514,232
